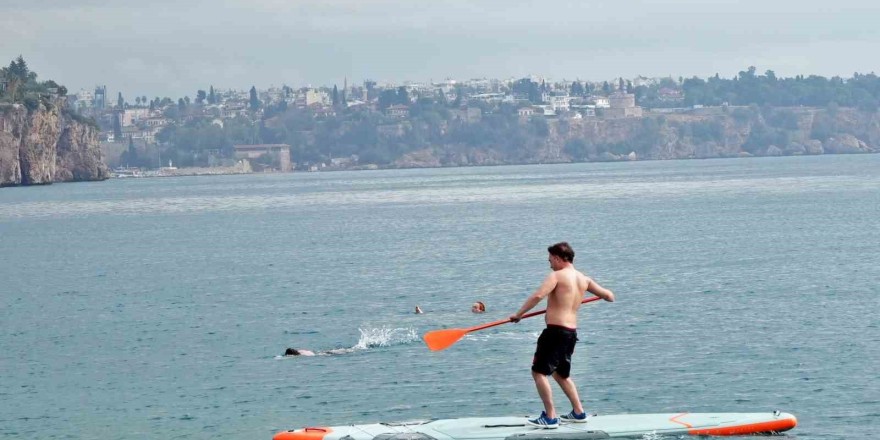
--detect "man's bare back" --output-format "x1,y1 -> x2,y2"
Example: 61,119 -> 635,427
511,256 -> 615,328
545,267 -> 590,328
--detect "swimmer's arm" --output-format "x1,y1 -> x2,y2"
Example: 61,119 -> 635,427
511,273 -> 557,322
586,277 -> 615,302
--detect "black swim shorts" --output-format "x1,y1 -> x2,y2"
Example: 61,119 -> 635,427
531,325 -> 578,378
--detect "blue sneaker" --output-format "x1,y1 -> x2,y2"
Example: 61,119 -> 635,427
559,410 -> 589,423
527,411 -> 559,429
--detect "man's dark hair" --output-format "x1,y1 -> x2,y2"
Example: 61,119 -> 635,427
548,242 -> 575,263
285,348 -> 300,356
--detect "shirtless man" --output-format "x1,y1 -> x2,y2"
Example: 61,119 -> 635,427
509,242 -> 615,429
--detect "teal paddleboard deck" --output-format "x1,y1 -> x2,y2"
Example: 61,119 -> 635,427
274,411 -> 797,439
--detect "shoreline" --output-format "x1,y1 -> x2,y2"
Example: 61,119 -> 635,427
107,150 -> 879,179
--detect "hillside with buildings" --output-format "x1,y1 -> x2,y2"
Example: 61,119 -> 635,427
34,66 -> 880,174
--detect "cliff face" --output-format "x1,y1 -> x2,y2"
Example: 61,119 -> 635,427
55,117 -> 110,182
0,101 -> 108,187
546,107 -> 877,162
0,107 -> 25,184
392,107 -> 877,167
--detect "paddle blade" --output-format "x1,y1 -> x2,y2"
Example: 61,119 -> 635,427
423,328 -> 469,351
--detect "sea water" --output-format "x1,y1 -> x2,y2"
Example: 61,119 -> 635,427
1,155 -> 878,439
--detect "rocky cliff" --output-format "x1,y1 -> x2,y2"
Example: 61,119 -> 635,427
0,101 -> 108,187
393,106 -> 878,167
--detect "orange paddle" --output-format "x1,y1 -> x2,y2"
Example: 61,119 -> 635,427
423,296 -> 601,351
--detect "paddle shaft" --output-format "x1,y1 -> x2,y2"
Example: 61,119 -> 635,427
467,295 -> 601,333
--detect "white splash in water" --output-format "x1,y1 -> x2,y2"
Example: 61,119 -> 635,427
276,326 -> 419,358
353,326 -> 419,350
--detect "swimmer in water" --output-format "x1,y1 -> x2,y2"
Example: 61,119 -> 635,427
471,301 -> 486,313
284,348 -> 316,356
415,305 -> 424,314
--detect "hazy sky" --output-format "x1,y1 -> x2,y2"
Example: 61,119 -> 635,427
2,0 -> 879,99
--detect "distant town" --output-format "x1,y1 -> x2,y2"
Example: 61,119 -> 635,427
73,75 -> 666,176
3,56 -> 878,179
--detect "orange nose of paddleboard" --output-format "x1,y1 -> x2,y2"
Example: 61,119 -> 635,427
274,427 -> 332,440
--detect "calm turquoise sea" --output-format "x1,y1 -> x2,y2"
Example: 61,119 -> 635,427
1,156 -> 878,439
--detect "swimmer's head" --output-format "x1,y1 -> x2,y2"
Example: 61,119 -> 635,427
471,301 -> 486,313
284,348 -> 300,356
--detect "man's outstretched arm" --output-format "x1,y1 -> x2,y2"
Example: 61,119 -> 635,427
586,277 -> 615,302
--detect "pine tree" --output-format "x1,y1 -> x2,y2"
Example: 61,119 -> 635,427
117,92 -> 124,109
113,113 -> 123,140
332,85 -> 339,106
208,86 -> 216,104
249,86 -> 260,111
8,55 -> 29,81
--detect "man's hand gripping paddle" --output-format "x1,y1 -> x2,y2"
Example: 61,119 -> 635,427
422,296 -> 601,351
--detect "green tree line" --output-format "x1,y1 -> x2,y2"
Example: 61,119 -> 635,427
679,67 -> 880,111
1,56 -> 68,109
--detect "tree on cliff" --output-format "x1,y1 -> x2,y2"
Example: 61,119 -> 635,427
249,86 -> 261,111
676,66 -> 880,109
208,86 -> 216,104
113,113 -> 123,140
2,56 -> 31,103
196,89 -> 207,105
332,85 -> 339,107
512,79 -> 541,103
117,92 -> 124,109
7,56 -> 29,82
